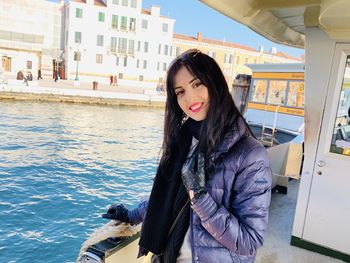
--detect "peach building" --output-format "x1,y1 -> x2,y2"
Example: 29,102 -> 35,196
173,32 -> 302,87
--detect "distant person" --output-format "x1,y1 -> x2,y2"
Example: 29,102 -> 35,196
54,70 -> 59,82
160,83 -> 165,94
37,69 -> 42,80
156,82 -> 162,94
23,72 -> 29,86
16,70 -> 24,80
113,75 -> 118,86
156,81 -> 165,95
109,75 -> 113,86
27,71 -> 33,81
102,49 -> 272,262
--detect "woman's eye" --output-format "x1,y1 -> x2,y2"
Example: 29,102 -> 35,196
193,82 -> 202,88
176,90 -> 184,96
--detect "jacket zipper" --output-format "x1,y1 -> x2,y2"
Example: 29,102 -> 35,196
190,210 -> 195,263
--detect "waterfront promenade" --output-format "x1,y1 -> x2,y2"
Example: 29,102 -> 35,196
0,79 -> 166,107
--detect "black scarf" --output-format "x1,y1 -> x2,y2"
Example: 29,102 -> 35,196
162,181 -> 190,263
139,118 -> 202,259
185,118 -> 202,140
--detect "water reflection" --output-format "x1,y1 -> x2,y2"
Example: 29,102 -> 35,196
0,101 -> 164,263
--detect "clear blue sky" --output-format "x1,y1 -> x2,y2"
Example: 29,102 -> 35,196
142,0 -> 304,58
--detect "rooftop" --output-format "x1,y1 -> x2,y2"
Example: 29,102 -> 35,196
174,32 -> 302,61
141,8 -> 169,19
70,0 -> 107,7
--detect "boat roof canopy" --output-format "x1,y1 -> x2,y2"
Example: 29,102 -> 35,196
199,0 -> 350,48
246,63 -> 305,73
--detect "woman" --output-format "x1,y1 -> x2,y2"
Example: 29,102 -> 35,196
103,49 -> 272,263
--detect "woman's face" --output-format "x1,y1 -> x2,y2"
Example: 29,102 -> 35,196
174,66 -> 209,121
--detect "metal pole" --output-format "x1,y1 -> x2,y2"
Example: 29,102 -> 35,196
75,53 -> 79,81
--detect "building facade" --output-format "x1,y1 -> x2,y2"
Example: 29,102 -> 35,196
0,0 -> 301,88
64,0 -> 175,86
173,32 -> 301,87
0,0 -> 63,80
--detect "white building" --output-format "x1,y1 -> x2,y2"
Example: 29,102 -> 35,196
64,0 -> 175,87
0,0 -> 301,88
0,0 -> 63,79
138,7 -> 175,84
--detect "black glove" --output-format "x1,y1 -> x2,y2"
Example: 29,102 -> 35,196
181,150 -> 206,200
102,204 -> 130,222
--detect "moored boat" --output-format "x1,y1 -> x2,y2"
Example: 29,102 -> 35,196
232,63 -> 305,146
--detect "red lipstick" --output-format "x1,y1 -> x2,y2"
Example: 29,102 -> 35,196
189,102 -> 203,113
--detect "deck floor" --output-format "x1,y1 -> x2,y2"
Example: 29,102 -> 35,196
256,180 -> 344,263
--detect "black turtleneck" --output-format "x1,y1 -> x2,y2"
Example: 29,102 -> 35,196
184,118 -> 203,140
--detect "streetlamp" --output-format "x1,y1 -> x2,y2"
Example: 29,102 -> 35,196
74,50 -> 81,81
52,48 -> 63,80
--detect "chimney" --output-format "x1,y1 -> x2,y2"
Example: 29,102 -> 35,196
197,32 -> 202,42
151,6 -> 160,17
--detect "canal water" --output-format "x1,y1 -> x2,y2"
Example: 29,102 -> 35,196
0,101 -> 164,263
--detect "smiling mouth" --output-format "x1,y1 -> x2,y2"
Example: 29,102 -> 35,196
189,102 -> 203,113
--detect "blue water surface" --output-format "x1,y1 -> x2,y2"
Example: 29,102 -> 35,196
0,101 -> 164,263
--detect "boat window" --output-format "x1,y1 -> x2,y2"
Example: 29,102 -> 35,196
251,79 -> 267,103
330,56 -> 350,156
287,81 -> 304,108
267,80 -> 287,105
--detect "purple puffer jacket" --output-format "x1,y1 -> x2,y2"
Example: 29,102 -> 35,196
129,118 -> 272,263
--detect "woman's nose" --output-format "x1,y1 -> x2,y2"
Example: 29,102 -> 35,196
184,88 -> 195,103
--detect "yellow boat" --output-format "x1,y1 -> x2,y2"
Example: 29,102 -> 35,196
239,63 -> 305,146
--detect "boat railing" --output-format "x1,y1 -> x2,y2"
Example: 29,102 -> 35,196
261,104 -> 280,147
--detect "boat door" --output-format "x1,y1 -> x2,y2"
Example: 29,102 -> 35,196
303,44 -> 350,254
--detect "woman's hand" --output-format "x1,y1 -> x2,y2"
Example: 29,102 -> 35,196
102,204 -> 130,223
181,150 -> 206,200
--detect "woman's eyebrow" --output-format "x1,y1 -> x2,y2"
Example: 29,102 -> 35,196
174,77 -> 198,90
189,77 -> 198,84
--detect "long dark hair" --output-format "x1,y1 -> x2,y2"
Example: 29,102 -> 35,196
160,49 -> 251,173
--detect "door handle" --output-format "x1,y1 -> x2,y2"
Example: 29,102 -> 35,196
317,160 -> 325,167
